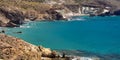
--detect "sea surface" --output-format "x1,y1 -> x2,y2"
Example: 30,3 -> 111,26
1,16 -> 120,59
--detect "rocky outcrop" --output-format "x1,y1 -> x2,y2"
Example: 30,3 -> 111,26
25,10 -> 39,21
0,7 -> 66,27
0,34 -> 61,60
80,0 -> 120,16
0,34 -> 41,60
46,9 -> 65,20
0,34 -> 101,60
0,6 -> 66,27
0,7 -> 25,27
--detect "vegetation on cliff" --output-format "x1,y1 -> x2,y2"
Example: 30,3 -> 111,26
0,0 -> 65,27
0,0 -> 120,27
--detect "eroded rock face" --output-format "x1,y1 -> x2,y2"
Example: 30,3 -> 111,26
25,10 -> 38,21
0,7 -> 25,27
38,46 -> 58,58
0,34 -> 61,60
46,9 -> 65,20
0,6 -> 65,27
0,34 -> 41,60
80,0 -> 120,16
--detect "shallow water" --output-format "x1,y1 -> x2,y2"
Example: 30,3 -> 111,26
2,16 -> 120,57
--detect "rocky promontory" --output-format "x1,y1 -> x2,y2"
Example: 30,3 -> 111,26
0,0 -> 66,27
0,7 -> 24,27
0,34 -> 101,60
0,34 -> 70,60
0,6 -> 65,27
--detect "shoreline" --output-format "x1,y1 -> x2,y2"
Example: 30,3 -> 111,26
0,33 -> 101,60
0,0 -> 120,28
1,17 -> 120,60
0,0 -> 120,60
1,32 -> 120,60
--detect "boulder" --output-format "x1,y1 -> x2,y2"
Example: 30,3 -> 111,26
38,46 -> 58,58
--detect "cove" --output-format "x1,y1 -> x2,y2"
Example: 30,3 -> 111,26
3,16 -> 120,55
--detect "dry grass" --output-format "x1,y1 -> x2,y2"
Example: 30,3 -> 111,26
0,0 -> 51,13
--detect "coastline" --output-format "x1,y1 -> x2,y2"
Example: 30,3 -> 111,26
2,32 -> 120,60
0,0 -> 120,60
1,29 -> 120,60
1,16 -> 120,60
0,33 -> 66,60
0,0 -> 120,27
0,33 -> 100,60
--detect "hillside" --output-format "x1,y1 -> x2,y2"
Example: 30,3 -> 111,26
0,0 -> 120,27
0,34 -> 71,60
0,0 -> 67,27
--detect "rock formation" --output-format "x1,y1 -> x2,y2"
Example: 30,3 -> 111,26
0,34 -> 61,60
0,7 -> 24,27
0,34 -> 41,60
79,0 -> 120,16
0,0 -> 67,27
46,9 -> 65,20
0,0 -> 120,27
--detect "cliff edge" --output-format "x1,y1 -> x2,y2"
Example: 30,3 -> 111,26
0,0 -> 65,27
0,0 -> 120,27
0,34 -> 65,60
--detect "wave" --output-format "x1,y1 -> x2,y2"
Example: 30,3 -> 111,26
68,18 -> 86,21
20,25 -> 31,28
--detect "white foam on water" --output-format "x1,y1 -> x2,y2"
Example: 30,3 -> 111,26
20,25 -> 31,28
68,18 -> 86,21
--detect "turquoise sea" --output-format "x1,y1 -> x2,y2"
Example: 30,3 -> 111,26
1,16 -> 120,59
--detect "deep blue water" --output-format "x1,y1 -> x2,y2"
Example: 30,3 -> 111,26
2,16 -> 120,55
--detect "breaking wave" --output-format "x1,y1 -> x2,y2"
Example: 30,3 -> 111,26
68,18 -> 86,21
20,25 -> 30,28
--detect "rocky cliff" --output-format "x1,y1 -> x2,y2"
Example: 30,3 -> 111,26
0,0 -> 120,27
78,0 -> 120,16
0,34 -> 100,60
0,7 -> 25,27
0,34 -> 68,60
0,34 -> 41,60
0,0 -> 65,27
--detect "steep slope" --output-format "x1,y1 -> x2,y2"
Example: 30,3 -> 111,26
0,34 -> 65,60
0,0 -> 65,27
0,0 -> 120,27
0,34 -> 41,60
